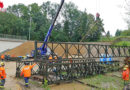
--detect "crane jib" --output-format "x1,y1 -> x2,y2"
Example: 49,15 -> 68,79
42,25 -> 53,49
41,0 -> 64,53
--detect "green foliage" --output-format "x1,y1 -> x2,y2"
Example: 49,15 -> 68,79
114,41 -> 130,46
106,31 -> 110,37
99,36 -> 115,42
0,12 -> 29,36
42,79 -> 50,90
115,29 -> 122,36
82,72 -> 125,90
121,30 -> 130,36
2,1 -> 104,42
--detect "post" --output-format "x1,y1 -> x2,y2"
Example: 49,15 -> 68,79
29,6 -> 31,40
34,41 -> 37,60
65,43 -> 68,59
88,44 -> 91,58
29,17 -> 31,40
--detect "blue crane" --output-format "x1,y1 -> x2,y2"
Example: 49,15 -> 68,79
31,0 -> 64,57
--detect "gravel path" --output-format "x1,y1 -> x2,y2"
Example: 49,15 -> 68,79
4,61 -> 44,90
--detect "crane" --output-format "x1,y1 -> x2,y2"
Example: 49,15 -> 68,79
31,0 -> 64,57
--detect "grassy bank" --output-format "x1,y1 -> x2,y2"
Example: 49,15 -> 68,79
114,41 -> 130,46
99,36 -> 130,42
81,72 -> 129,90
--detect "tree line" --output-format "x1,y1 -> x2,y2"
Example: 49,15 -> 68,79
115,4 -> 130,37
0,1 -> 104,42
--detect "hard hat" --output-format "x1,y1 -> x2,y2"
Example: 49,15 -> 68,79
123,68 -> 127,70
125,65 -> 129,68
24,62 -> 29,65
0,62 -> 4,66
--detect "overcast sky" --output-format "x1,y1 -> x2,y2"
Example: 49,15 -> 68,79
2,0 -> 129,36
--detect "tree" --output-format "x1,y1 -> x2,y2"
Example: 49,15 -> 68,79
62,2 -> 81,42
115,29 -> 122,36
80,13 -> 104,42
2,1 -> 104,42
121,30 -> 130,36
0,12 -> 28,36
106,31 -> 110,37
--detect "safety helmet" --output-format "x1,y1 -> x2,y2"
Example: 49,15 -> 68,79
0,62 -> 5,66
125,65 -> 129,68
123,68 -> 127,70
24,62 -> 29,65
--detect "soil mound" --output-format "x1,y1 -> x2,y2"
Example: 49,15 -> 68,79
4,41 -> 41,56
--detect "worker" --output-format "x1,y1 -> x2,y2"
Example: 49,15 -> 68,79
125,65 -> 129,72
54,56 -> 57,59
49,55 -> 53,60
70,58 -> 72,63
49,55 -> 53,63
0,62 -> 6,88
54,56 -> 58,63
122,67 -> 129,85
1,55 -> 5,62
20,62 -> 36,87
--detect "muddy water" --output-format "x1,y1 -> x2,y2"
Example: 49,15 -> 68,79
50,82 -> 90,90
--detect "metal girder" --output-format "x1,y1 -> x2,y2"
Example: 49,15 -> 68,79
16,59 -> 120,84
45,42 -> 130,58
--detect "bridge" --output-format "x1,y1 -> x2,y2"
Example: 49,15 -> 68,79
38,42 -> 130,58
16,41 -> 130,84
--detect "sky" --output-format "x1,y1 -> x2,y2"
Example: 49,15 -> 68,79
1,0 -> 129,36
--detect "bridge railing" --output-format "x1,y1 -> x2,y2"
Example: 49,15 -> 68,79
35,42 -> 130,59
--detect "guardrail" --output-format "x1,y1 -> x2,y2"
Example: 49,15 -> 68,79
0,34 -> 27,40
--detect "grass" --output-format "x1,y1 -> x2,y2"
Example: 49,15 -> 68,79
114,41 -> 130,46
99,37 -> 116,42
81,72 -> 129,90
99,36 -> 130,42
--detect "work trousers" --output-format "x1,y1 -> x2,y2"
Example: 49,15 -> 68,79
24,77 -> 29,87
0,79 -> 5,87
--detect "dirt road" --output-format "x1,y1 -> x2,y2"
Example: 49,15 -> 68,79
50,82 -> 90,90
4,61 -> 21,90
4,61 -> 90,90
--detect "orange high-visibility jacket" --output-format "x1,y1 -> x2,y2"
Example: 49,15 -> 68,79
1,55 -> 4,59
20,63 -> 36,77
0,67 -> 6,79
122,69 -> 129,81
49,56 -> 52,59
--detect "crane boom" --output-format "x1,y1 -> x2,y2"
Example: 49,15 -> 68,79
41,0 -> 64,55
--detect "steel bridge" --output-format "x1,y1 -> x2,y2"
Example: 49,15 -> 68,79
16,59 -> 120,84
36,42 -> 130,58
16,42 -> 130,84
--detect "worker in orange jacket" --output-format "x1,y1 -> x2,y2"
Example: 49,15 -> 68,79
49,55 -> 53,63
0,62 -> 6,88
125,65 -> 129,72
1,55 -> 4,62
20,62 -> 36,87
122,67 -> 129,85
